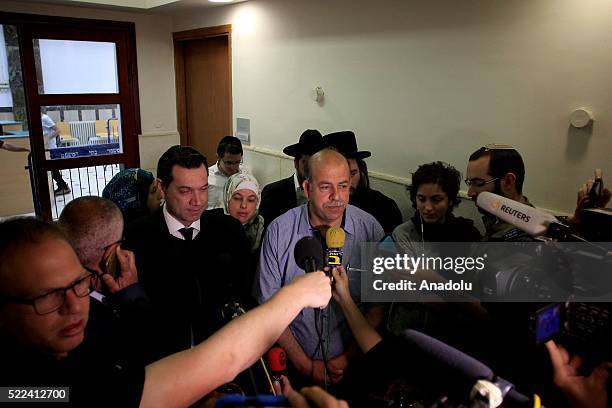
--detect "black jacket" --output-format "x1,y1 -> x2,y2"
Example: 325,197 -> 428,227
259,175 -> 298,228
124,208 -> 250,358
350,188 -> 403,235
0,300 -> 145,407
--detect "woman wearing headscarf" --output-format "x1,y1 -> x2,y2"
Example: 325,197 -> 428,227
102,168 -> 162,226
223,172 -> 265,255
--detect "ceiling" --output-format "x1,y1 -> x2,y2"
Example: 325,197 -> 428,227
13,0 -> 248,13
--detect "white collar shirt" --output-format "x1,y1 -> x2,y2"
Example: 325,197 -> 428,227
163,203 -> 201,240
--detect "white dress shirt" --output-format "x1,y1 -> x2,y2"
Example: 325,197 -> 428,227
207,162 -> 251,210
163,204 -> 201,240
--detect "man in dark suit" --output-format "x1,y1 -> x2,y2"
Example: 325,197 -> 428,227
124,145 -> 250,359
259,129 -> 324,228
323,131 -> 403,234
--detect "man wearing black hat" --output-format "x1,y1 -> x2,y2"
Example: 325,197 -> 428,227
323,131 -> 403,235
259,129 -> 324,228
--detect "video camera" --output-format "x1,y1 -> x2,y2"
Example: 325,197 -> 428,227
532,300 -> 612,361
581,207 -> 612,241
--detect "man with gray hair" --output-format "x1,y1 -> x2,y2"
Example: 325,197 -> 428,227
254,148 -> 385,386
58,196 -> 156,363
58,196 -> 144,300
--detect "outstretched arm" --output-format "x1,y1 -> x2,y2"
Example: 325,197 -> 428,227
0,140 -> 29,152
140,271 -> 332,408
332,266 -> 382,354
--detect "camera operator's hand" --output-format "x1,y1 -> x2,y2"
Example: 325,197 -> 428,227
579,169 -> 611,208
546,340 -> 612,408
101,246 -> 139,293
571,169 -> 611,227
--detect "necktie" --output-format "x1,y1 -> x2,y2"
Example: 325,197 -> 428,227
179,227 -> 194,241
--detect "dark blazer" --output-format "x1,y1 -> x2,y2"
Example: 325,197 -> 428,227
259,175 -> 298,228
350,188 -> 403,235
0,300 -> 146,407
124,208 -> 250,358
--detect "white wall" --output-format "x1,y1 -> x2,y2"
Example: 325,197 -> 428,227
0,1 -> 180,171
172,0 -> 612,214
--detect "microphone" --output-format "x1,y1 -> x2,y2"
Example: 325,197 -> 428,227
294,236 -> 324,273
400,330 -> 535,407
267,347 -> 286,383
476,192 -> 559,237
294,237 -> 327,353
325,227 -> 345,268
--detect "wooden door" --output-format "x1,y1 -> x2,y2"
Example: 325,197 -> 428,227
174,25 -> 232,162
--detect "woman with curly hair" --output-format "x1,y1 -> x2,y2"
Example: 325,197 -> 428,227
392,161 -> 481,252
387,162 -> 486,355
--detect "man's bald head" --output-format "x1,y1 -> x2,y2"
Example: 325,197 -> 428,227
0,218 -> 67,292
304,148 -> 350,184
58,196 -> 123,269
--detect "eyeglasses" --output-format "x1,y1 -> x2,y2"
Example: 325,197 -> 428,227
2,272 -> 94,315
220,158 -> 243,167
464,177 -> 499,188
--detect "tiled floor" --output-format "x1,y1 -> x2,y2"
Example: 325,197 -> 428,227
50,164 -> 121,219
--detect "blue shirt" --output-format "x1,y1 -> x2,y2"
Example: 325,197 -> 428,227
253,204 -> 384,359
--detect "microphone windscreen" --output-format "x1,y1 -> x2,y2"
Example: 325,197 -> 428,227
326,227 -> 345,249
401,329 -> 493,385
294,236 -> 324,272
267,347 -> 287,372
476,192 -> 556,236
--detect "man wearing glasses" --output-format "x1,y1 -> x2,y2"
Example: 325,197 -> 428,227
207,136 -> 251,210
58,196 -> 157,364
0,217 -> 332,407
465,144 -> 531,241
58,196 -> 139,299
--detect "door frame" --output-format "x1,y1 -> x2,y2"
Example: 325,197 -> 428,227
173,24 -> 232,147
0,12 -> 142,219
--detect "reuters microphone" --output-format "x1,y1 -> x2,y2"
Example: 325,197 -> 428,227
325,227 -> 345,268
476,192 -> 557,237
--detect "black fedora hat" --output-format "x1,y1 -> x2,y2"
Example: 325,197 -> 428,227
323,131 -> 371,159
283,129 -> 324,157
